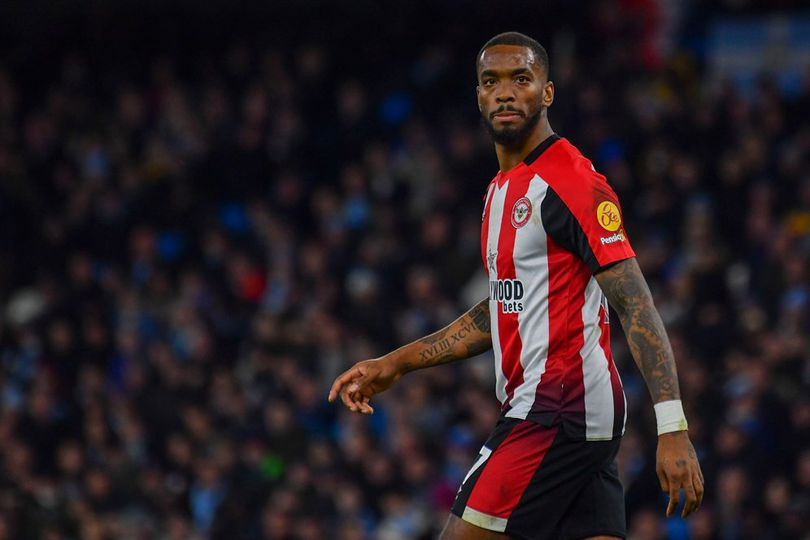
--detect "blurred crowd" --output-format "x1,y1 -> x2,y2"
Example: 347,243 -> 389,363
1,2 -> 810,540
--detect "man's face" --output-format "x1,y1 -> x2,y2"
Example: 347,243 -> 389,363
477,45 -> 553,146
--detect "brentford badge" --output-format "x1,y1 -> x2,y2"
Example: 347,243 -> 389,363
510,197 -> 532,229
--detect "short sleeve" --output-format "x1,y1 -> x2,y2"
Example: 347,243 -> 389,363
540,172 -> 635,274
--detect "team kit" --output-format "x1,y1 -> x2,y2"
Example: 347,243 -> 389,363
451,134 -> 634,538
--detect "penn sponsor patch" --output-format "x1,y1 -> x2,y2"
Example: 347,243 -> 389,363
596,201 -> 622,232
600,232 -> 626,245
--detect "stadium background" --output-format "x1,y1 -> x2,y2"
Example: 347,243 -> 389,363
1,0 -> 809,538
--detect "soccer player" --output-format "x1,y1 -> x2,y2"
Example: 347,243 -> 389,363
328,32 -> 704,540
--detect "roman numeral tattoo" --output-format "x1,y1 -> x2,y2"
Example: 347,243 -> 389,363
404,299 -> 492,372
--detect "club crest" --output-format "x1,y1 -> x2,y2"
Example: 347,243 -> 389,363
510,197 -> 532,229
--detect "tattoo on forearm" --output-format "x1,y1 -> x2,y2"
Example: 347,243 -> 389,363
597,259 -> 680,403
411,299 -> 492,370
420,327 -> 449,346
470,301 -> 491,333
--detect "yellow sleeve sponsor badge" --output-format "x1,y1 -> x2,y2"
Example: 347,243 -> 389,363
596,201 -> 622,232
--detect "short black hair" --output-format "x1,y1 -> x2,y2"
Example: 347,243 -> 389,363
477,32 -> 549,77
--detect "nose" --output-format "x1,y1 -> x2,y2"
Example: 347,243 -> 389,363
495,85 -> 516,103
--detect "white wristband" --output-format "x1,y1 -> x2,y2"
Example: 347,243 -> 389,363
654,400 -> 688,435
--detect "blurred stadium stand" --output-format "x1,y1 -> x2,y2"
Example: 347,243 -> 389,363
0,1 -> 809,539
707,15 -> 810,97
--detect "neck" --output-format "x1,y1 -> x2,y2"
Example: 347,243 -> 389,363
495,119 -> 554,172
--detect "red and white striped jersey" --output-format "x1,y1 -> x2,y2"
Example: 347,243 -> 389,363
481,134 -> 634,441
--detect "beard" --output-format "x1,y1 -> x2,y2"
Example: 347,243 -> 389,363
483,106 -> 544,146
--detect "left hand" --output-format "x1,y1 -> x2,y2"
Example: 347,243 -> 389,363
656,431 -> 704,518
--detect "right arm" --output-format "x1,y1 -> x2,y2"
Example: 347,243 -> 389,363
327,299 -> 492,414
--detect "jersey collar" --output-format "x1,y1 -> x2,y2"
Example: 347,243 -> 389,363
496,133 -> 561,187
523,133 -> 561,166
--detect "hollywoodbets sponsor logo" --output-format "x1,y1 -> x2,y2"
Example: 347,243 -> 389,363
489,279 -> 525,313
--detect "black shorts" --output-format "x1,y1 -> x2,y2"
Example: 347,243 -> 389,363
450,417 -> 626,540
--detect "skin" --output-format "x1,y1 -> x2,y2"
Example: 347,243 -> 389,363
328,43 -> 704,538
595,258 -> 704,519
476,45 -> 555,171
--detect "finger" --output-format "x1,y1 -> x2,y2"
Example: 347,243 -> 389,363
339,388 -> 357,412
328,372 -> 350,402
682,477 -> 698,518
340,386 -> 365,413
693,468 -> 705,509
666,478 -> 680,518
328,368 -> 359,402
360,395 -> 373,413
350,391 -> 367,413
341,372 -> 373,413
358,396 -> 375,415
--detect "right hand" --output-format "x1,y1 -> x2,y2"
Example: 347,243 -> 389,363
327,357 -> 402,414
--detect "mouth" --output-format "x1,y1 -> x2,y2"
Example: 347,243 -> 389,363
491,110 -> 524,122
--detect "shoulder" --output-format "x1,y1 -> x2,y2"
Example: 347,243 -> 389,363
530,138 -> 635,272
529,138 -> 618,215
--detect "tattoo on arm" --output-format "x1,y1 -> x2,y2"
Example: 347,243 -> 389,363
595,258 -> 680,403
470,301 -> 491,333
405,299 -> 492,372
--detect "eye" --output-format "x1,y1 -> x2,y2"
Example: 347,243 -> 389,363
483,79 -> 496,86
516,75 -> 529,83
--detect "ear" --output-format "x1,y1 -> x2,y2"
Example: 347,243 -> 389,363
476,85 -> 482,111
543,80 -> 555,107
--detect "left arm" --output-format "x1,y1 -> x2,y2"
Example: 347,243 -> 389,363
595,257 -> 704,518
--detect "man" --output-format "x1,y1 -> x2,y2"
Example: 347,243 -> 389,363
328,32 -> 703,540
